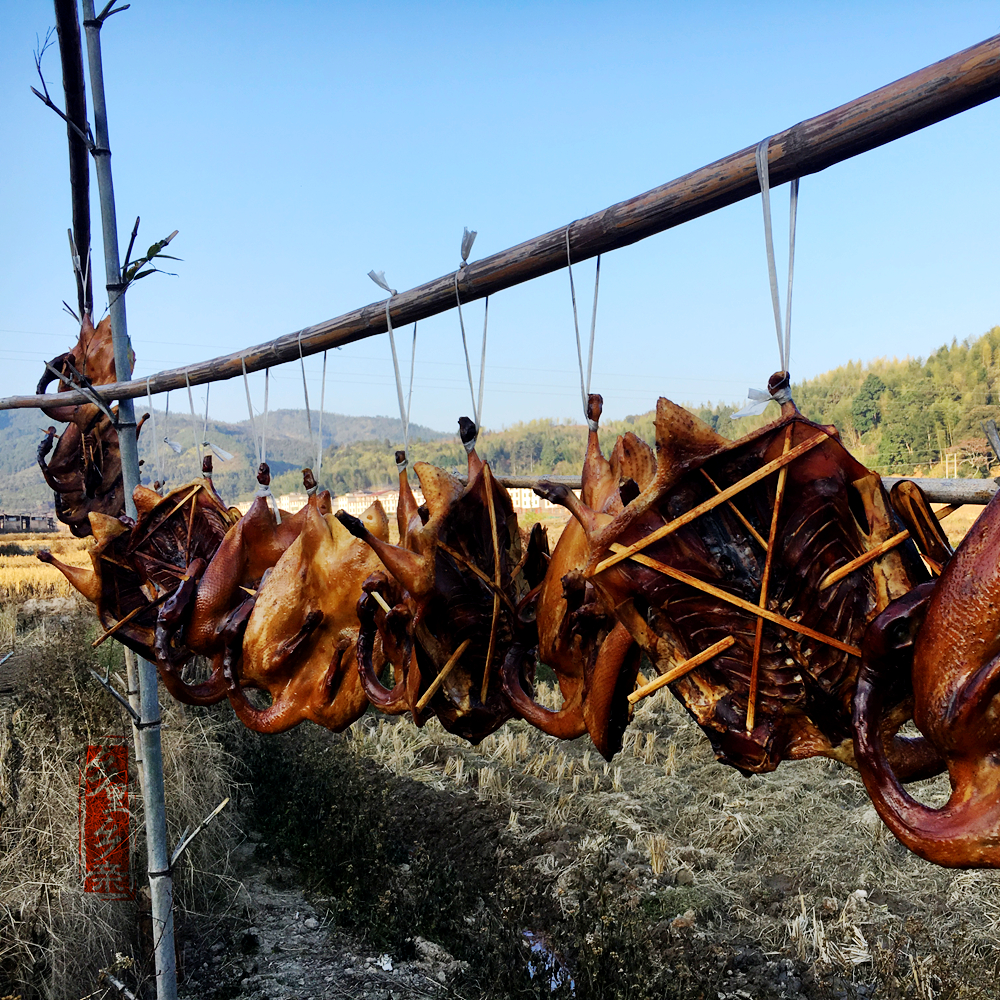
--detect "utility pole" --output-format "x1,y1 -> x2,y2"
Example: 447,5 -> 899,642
80,3 -> 178,997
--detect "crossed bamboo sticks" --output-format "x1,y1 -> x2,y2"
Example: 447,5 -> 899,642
593,424 -> 956,731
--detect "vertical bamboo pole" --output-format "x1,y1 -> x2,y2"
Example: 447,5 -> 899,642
123,647 -> 145,799
80,4 -> 178,998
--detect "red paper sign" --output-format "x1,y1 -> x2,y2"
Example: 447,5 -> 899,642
79,738 -> 132,900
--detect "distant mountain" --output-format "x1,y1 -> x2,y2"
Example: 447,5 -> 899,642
6,324 -> 1000,514
0,407 -> 448,512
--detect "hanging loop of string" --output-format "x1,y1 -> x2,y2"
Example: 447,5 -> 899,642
261,370 -> 270,468
241,357 -> 280,521
162,392 -> 182,455
755,136 -> 798,373
146,378 -> 163,490
241,358 -> 261,466
298,331 -> 314,458
454,227 -> 488,451
201,385 -> 233,463
565,226 -> 601,431
732,138 -> 799,419
185,373 -> 202,469
368,269 -> 415,467
316,350 -> 327,487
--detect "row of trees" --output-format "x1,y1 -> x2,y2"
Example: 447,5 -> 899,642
116,326 -> 1000,504
301,327 -> 1000,495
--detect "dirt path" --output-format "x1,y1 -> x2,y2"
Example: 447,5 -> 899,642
181,839 -> 471,1000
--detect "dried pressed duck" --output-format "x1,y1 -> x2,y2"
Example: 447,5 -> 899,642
503,394 -> 654,759
38,511 -> 159,660
854,487 -> 1000,867
155,464 -> 330,705
227,499 -> 388,733
534,376 -> 942,776
36,314 -> 145,536
338,421 -> 548,743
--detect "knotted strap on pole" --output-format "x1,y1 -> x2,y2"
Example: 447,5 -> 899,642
184,372 -> 202,469
566,226 -> 601,431
162,392 -> 182,455
146,378 -> 163,491
454,228 -> 489,445
732,137 -> 800,419
369,269 -> 416,462
316,350 -> 327,488
241,358 -> 280,522
200,384 -> 233,463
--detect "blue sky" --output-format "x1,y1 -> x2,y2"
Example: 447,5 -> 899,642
3,2 -> 1000,436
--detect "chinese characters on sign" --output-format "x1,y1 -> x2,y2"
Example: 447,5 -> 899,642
78,738 -> 131,900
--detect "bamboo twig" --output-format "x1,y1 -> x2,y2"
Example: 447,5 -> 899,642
700,469 -> 768,549
91,596 -> 165,648
415,639 -> 471,711
88,667 -> 141,724
169,797 -> 230,868
132,484 -> 202,549
628,636 -> 735,705
747,426 -> 792,733
44,361 -> 116,423
480,465 -> 503,704
101,971 -> 138,1000
818,502 -> 960,590
592,431 -> 829,576
606,542 -> 861,657
436,540 -> 518,617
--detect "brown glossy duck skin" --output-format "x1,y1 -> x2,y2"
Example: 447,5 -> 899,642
157,475 -> 332,705
124,478 -> 239,703
186,484 -> 332,656
855,491 -> 1000,866
35,315 -> 134,537
342,426 -> 541,744
503,394 -> 650,758
229,502 -> 387,733
37,511 -> 159,660
539,381 -> 932,774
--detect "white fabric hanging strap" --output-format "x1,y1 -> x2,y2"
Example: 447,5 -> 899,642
162,392 -> 182,455
731,382 -> 794,418
261,369 -> 270,467
241,357 -> 262,465
732,138 -> 799,419
185,373 -> 202,468
368,269 -> 412,457
316,350 -> 327,487
298,331 -> 314,459
566,227 -> 601,431
262,371 -> 281,522
453,227 -> 487,432
407,321 -> 418,436
146,378 -> 163,489
201,384 -> 233,463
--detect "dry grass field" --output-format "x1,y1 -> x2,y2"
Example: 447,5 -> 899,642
0,532 -> 91,601
0,593 -> 244,1000
2,497 -> 999,999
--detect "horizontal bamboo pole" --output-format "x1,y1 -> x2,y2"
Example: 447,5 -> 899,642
880,476 -> 997,504
5,33 -> 1000,414
469,475 -> 997,505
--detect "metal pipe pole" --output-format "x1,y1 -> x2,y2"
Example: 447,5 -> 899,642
80,4 -> 177,998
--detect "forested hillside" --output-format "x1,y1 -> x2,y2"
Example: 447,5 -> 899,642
5,326 -> 1000,512
688,325 -> 1000,478
310,325 -> 1000,493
